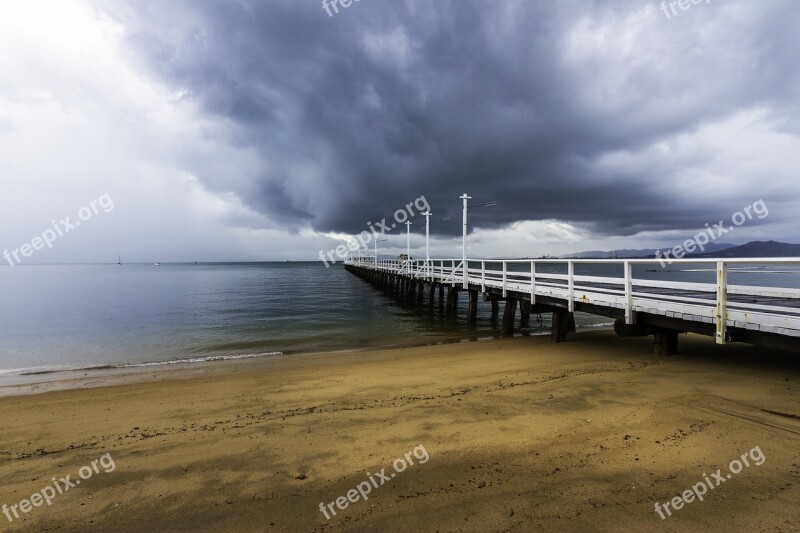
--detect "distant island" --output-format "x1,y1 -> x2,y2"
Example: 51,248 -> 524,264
561,240 -> 800,259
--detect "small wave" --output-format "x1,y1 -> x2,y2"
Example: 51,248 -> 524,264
4,352 -> 284,378
14,365 -> 78,376
114,352 -> 283,369
577,322 -> 615,329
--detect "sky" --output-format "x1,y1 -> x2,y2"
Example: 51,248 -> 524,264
1,0 -> 799,263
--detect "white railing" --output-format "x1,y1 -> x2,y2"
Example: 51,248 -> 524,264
344,257 -> 800,343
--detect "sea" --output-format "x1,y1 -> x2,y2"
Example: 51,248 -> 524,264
1,261 -> 798,382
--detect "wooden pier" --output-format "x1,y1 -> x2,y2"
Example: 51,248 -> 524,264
344,256 -> 800,355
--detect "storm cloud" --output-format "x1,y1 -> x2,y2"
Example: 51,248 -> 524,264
97,0 -> 800,241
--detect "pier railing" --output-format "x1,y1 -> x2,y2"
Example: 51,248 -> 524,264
344,256 -> 800,344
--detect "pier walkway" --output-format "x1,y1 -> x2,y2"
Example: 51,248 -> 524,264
344,256 -> 800,355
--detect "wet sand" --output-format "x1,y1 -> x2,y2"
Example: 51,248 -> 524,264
1,330 -> 799,531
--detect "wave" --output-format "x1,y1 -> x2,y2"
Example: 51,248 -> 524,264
6,351 -> 284,377
114,352 -> 283,369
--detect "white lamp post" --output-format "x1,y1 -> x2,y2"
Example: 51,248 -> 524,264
405,221 -> 412,274
460,194 -> 471,289
460,194 -> 498,289
422,211 -> 431,280
373,234 -> 387,267
422,211 -> 449,281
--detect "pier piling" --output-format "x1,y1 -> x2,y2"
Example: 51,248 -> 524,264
502,298 -> 518,335
446,286 -> 458,313
467,290 -> 479,323
654,330 -> 678,356
520,300 -> 532,326
551,309 -> 575,343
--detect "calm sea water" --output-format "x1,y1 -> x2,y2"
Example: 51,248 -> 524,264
1,261 -> 797,377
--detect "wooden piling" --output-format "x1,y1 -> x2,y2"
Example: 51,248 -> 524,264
467,290 -> 479,323
551,309 -> 575,343
654,330 -> 678,356
502,297 -> 518,335
519,300 -> 531,326
445,286 -> 458,313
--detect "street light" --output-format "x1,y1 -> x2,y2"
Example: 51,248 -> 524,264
423,211 -> 431,280
422,211 -> 449,281
405,221 -> 412,274
460,194 -> 471,288
460,193 -> 498,289
373,233 -> 387,267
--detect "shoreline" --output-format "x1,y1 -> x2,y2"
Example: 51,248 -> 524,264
2,331 -> 798,531
0,325 -> 615,397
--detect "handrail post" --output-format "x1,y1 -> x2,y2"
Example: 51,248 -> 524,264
716,261 -> 728,344
530,260 -> 536,305
568,261 -> 574,312
624,260 -> 633,324
502,261 -> 507,297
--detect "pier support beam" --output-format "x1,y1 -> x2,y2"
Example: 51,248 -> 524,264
551,309 -> 575,343
467,290 -> 479,323
490,298 -> 499,319
428,283 -> 435,307
445,287 -> 459,313
654,330 -> 678,356
502,298 -> 518,335
519,300 -> 532,327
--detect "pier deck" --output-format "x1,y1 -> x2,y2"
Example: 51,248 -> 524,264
344,257 -> 800,354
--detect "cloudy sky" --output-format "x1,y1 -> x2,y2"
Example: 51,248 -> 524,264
1,0 -> 799,263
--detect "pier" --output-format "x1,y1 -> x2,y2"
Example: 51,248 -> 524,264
344,256 -> 800,355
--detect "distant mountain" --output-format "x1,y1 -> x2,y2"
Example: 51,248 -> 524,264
689,240 -> 800,258
563,242 -> 736,259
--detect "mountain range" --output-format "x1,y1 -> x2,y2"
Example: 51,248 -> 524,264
562,241 -> 800,259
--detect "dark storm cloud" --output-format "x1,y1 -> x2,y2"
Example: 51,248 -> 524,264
98,0 -> 800,237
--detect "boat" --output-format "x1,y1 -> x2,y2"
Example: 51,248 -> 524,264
154,261 -> 161,266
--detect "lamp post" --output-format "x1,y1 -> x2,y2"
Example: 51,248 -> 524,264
460,194 -> 498,289
459,194 -> 471,289
423,211 -> 431,280
423,211 -> 450,281
373,233 -> 387,267
405,221 -> 412,274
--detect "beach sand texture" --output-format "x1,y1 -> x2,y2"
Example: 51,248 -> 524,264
1,331 -> 799,531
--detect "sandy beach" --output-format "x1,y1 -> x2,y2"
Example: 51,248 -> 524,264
1,330 -> 799,532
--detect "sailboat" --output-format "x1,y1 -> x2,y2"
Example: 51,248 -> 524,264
154,261 -> 161,266
117,255 -> 122,265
